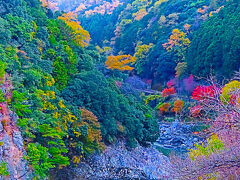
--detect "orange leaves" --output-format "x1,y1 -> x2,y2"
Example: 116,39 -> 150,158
209,6 -> 224,17
58,12 -> 90,48
162,29 -> 190,51
133,8 -> 148,21
80,109 -> 101,142
105,54 -> 136,71
197,6 -> 208,14
159,103 -> 171,113
80,108 -> 105,150
40,0 -> 48,7
184,24 -> 191,32
172,99 -> 184,114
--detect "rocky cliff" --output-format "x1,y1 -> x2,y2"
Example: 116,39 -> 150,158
0,76 -> 30,180
51,142 -> 172,179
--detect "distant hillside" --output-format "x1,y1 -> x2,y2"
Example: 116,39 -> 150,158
43,0 -> 125,15
78,0 -> 229,84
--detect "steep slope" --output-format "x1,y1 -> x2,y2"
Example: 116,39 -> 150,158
186,2 -> 240,78
0,0 -> 159,178
0,75 -> 30,179
77,0 -> 229,84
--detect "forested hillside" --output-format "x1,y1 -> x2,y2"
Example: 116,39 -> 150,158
78,0 -> 239,84
0,0 -> 240,179
0,0 -> 159,179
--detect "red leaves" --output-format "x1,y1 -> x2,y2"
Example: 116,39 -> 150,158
192,85 -> 216,101
191,85 -> 217,117
167,79 -> 175,88
162,87 -> 176,97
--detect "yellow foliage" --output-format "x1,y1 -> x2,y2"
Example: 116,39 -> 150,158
53,112 -> 61,119
145,94 -> 161,104
154,0 -> 168,6
162,28 -> 190,51
96,46 -> 112,55
220,80 -> 240,104
72,155 -> 82,164
189,134 -> 224,161
37,40 -> 44,54
58,100 -> 66,109
44,75 -> 55,87
105,55 -> 136,71
175,62 -> 187,78
45,91 -> 56,99
134,43 -> 153,60
58,12 -> 90,47
133,8 -> 148,21
40,0 -> 48,7
62,111 -> 78,130
44,101 -> 56,111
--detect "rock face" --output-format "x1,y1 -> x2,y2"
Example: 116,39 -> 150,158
52,142 -> 172,179
0,117 -> 30,180
155,121 -> 200,152
0,76 -> 30,180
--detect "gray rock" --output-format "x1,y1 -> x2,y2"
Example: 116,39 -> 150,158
57,142 -> 172,179
157,122 -> 200,152
10,112 -> 18,124
13,130 -> 24,151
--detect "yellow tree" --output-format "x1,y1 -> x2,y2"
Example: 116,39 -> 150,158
105,55 -> 136,71
133,8 -> 148,21
162,29 -> 190,51
162,28 -> 190,63
40,0 -> 48,7
58,12 -> 90,47
134,43 -> 153,73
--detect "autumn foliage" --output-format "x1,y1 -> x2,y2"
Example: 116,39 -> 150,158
105,54 -> 136,71
58,12 -> 90,47
171,99 -> 184,114
159,103 -> 171,113
220,80 -> 240,104
40,0 -> 48,7
162,29 -> 190,51
192,85 -> 217,101
172,79 -> 240,179
162,87 -> 176,97
80,108 -> 104,149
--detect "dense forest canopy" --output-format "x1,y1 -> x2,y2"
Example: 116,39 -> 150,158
0,0 -> 240,179
0,0 -> 159,178
76,0 -> 239,83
